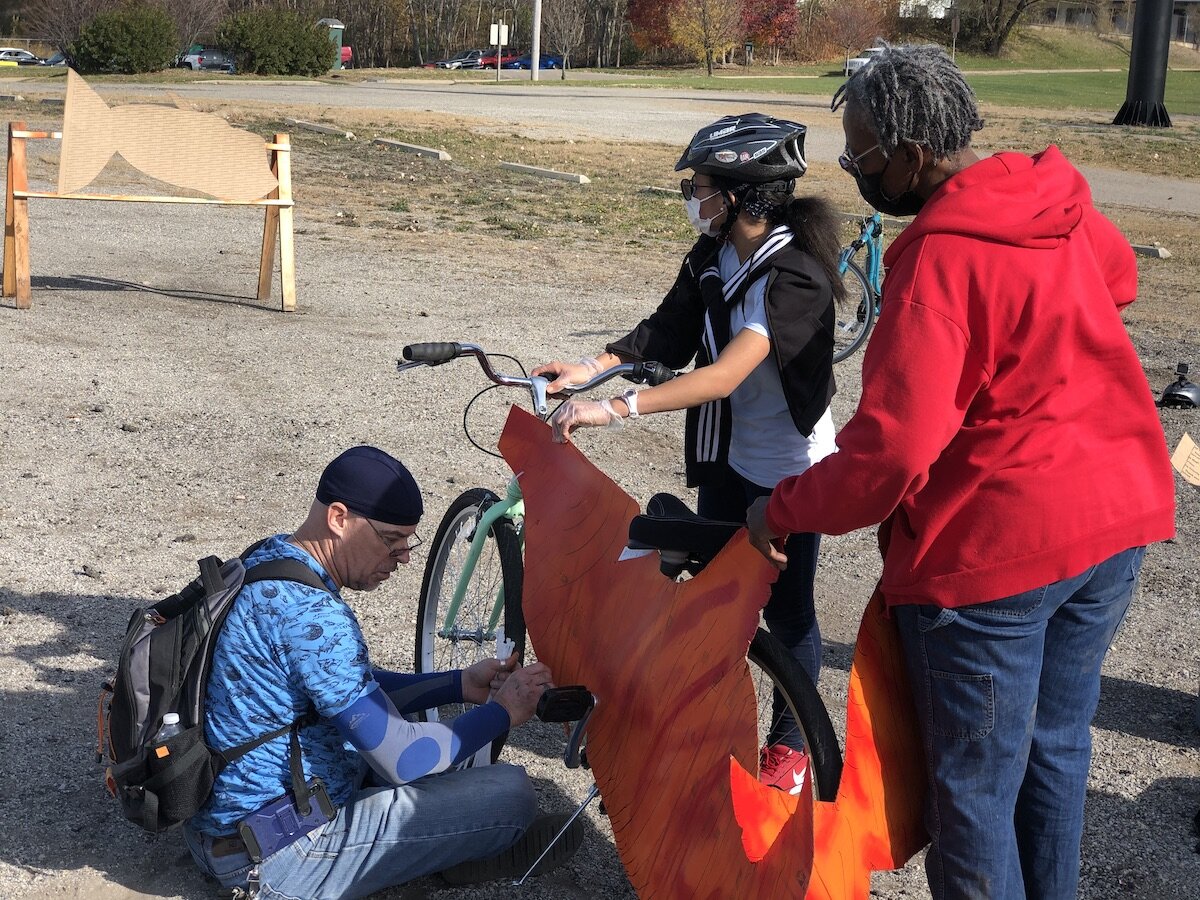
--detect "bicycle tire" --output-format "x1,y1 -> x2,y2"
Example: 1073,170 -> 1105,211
833,259 -> 877,364
415,488 -> 525,749
747,627 -> 842,801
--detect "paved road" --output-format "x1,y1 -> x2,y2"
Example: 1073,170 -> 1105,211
17,76 -> 1200,215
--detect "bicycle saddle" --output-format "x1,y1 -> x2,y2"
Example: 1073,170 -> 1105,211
628,493 -> 743,578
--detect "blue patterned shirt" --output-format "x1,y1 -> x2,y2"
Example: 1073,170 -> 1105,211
191,536 -> 374,835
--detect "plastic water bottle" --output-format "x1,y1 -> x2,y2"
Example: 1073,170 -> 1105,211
154,712 -> 183,743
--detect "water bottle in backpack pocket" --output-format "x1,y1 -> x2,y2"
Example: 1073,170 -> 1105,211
97,548 -> 329,833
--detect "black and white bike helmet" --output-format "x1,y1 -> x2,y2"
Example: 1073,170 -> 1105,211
675,112 -> 808,183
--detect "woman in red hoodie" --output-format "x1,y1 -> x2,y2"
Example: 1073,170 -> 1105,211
747,44 -> 1176,900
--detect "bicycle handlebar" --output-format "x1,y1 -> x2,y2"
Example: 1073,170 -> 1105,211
398,342 -> 678,419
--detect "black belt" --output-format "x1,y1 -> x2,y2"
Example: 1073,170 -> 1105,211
211,834 -> 248,859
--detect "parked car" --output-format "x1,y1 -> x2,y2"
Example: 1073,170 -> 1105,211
0,48 -> 43,66
501,52 -> 565,70
844,47 -> 884,77
175,45 -> 236,73
39,51 -> 68,67
432,49 -> 486,70
478,48 -> 521,69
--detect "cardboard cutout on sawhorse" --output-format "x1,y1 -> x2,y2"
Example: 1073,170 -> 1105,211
3,70 -> 296,310
499,407 -> 927,899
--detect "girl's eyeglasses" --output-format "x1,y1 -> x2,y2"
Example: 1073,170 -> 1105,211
679,178 -> 721,203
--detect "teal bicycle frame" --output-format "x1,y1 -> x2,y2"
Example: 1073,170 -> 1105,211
440,475 -> 524,640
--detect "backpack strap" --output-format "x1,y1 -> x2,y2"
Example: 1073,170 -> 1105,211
243,558 -> 330,592
219,556 -> 331,808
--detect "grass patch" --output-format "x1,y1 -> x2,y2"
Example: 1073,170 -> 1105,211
969,70 -> 1200,116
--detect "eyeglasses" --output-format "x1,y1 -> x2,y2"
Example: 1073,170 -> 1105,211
679,178 -> 722,203
363,517 -> 422,555
838,144 -> 883,180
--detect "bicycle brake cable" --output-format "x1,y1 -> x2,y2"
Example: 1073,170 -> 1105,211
463,384 -> 505,459
462,353 -> 534,459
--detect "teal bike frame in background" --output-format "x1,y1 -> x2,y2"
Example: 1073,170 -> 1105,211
834,212 -> 884,364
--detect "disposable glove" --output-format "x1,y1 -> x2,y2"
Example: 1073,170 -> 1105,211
550,398 -> 623,443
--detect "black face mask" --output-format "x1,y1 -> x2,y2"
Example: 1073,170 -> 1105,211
853,168 -> 925,218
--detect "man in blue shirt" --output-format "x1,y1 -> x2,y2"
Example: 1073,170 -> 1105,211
183,446 -> 575,898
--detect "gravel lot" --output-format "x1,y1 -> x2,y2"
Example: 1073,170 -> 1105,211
0,90 -> 1197,900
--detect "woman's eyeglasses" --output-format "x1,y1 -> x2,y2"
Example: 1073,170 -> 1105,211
679,178 -> 721,203
838,144 -> 883,180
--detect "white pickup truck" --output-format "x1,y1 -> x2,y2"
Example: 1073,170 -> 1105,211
844,47 -> 885,77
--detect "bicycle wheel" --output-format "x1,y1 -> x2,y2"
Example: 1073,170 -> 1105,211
415,488 -> 525,734
747,628 -> 842,801
833,259 -> 876,364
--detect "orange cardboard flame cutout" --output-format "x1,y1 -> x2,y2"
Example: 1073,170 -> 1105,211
500,409 -> 926,899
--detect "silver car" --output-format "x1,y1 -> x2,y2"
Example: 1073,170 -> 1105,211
435,49 -> 485,70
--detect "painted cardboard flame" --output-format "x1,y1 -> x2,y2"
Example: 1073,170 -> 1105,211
500,408 -> 927,898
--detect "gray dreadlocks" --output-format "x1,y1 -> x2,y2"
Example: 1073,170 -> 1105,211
831,43 -> 984,160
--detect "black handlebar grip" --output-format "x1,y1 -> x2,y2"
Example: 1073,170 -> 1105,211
402,342 -> 462,365
635,361 -> 677,386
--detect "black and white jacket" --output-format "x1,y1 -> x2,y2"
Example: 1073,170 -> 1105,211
607,226 -> 835,487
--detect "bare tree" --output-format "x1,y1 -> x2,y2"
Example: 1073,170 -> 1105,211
957,0 -> 1048,55
542,0 -> 587,77
25,0 -> 117,51
821,0 -> 886,71
670,0 -> 741,76
164,0 -> 230,49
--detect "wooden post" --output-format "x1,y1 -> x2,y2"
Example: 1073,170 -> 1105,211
275,134 -> 296,313
4,122 -> 31,309
256,134 -> 295,312
257,140 -> 281,306
4,124 -> 16,300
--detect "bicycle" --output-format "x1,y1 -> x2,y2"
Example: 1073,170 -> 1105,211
397,341 -> 842,800
834,212 -> 884,364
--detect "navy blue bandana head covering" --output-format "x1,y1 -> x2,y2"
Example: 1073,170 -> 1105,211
316,446 -> 423,526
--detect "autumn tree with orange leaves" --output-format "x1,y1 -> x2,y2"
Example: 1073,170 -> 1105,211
741,0 -> 798,65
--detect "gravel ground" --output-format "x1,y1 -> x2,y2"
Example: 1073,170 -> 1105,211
0,107 -> 1197,900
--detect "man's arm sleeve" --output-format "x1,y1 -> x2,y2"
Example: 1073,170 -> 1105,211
330,681 -> 510,785
372,668 -> 463,713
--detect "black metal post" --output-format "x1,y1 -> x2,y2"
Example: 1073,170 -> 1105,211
1114,0 -> 1174,127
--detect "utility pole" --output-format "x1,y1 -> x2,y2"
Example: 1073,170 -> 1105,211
531,0 -> 542,82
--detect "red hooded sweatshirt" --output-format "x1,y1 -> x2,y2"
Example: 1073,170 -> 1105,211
765,147 -> 1176,607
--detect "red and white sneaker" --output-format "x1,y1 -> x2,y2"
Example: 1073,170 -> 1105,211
759,743 -> 810,795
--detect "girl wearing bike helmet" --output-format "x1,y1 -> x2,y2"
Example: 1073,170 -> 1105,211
534,113 -> 844,790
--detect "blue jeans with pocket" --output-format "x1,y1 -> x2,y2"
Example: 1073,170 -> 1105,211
893,545 -> 1145,900
183,761 -> 537,899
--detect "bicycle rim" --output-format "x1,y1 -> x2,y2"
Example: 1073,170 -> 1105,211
747,628 -> 842,801
415,488 -> 524,732
833,259 -> 876,364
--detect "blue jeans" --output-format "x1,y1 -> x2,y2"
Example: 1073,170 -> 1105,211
698,464 -> 822,749
893,546 -> 1145,900
184,762 -> 538,900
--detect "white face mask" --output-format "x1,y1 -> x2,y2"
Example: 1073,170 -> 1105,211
684,192 -> 723,237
